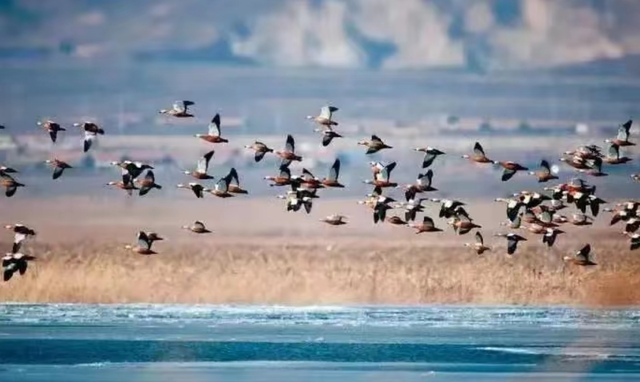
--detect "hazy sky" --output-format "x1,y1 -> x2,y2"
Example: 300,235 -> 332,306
1,0 -> 639,71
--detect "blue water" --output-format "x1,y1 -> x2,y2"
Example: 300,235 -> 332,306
1,304 -> 639,381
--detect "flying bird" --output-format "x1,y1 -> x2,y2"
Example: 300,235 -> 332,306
124,231 -> 158,255
45,159 -> 72,180
184,150 -> 215,180
414,147 -> 445,169
195,114 -> 228,144
159,100 -> 195,117
464,231 -> 491,255
37,120 -> 66,143
182,221 -> 211,234
462,142 -> 493,163
244,141 -> 274,162
307,105 -> 339,127
358,135 -> 392,154
563,244 -> 597,266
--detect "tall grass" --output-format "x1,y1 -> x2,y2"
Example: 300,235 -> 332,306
2,239 -> 639,306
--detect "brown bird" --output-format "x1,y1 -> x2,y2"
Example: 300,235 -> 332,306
244,141 -> 274,162
226,168 -> 248,194
264,166 -> 300,188
321,158 -> 345,188
494,161 -> 529,182
603,143 -> 632,165
195,114 -> 228,144
159,100 -> 195,117
182,221 -> 211,234
177,182 -> 205,198
449,214 -> 481,235
364,161 -> 398,189
387,216 -> 407,226
404,170 -> 437,201
274,134 -> 303,167
358,134 -> 392,154
529,160 -> 558,182
559,155 -> 590,170
320,214 -> 347,226
135,170 -> 162,196
462,142 -> 493,163
605,120 -> 635,147
124,231 -> 158,255
0,173 -> 25,197
45,159 -> 72,180
300,168 -> 324,189
408,216 -> 442,234
204,177 -> 234,198
563,244 -> 597,266
37,120 -> 66,143
184,150 -> 215,180
307,105 -> 339,127
107,170 -> 138,196
464,231 -> 491,255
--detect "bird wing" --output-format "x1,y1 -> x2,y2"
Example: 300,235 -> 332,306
279,166 -> 291,179
507,237 -> 518,255
193,221 -> 205,231
285,134 -> 295,153
254,151 -> 266,162
371,134 -> 383,144
473,142 -> 485,157
501,168 -> 516,182
52,166 -> 65,180
197,150 -> 215,173
328,159 -> 340,181
422,153 -> 437,169
137,231 -> 151,250
475,231 -> 483,245
83,131 -> 95,153
191,184 -> 203,198
377,167 -> 390,182
12,233 -> 26,253
208,114 -> 221,136
215,177 -> 229,193
539,210 -> 552,224
121,171 -> 133,185
617,124 -> 629,141
228,168 -> 240,186
577,244 -> 591,260
173,101 -> 186,113
422,216 -> 435,228
320,105 -> 337,120
384,161 -> 397,176
424,169 -> 433,187
540,160 -> 551,175
144,170 -> 155,184
322,132 -> 333,147
608,143 -> 620,159
302,168 -> 315,181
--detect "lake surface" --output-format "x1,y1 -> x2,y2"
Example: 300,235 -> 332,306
1,304 -> 639,381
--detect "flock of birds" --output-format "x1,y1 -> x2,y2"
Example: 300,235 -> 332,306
2,100 -> 640,282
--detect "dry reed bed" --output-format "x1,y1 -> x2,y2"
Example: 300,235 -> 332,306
2,239 -> 639,306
